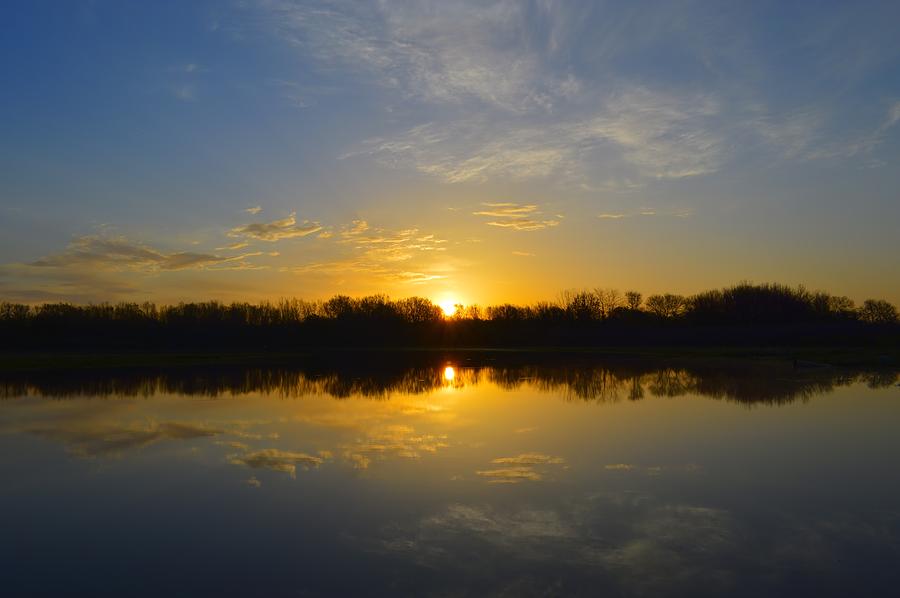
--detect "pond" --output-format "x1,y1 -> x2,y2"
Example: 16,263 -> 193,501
1,358 -> 898,597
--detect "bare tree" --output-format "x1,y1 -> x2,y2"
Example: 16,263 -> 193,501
560,289 -> 602,320
625,291 -> 643,310
858,299 -> 899,324
645,293 -> 686,318
593,288 -> 623,319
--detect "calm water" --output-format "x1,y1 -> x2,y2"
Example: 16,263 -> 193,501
1,360 -> 898,597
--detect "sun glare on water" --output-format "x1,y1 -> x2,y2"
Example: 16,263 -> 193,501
443,366 -> 456,382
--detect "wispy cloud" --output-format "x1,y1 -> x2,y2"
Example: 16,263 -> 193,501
244,205 -> 262,215
753,100 -> 900,163
473,202 -> 560,231
596,207 -> 693,220
289,220 -> 451,285
350,85 -> 726,186
171,84 -> 196,102
249,1 -> 900,193
229,212 -> 323,242
28,235 -> 259,272
252,0 -> 578,113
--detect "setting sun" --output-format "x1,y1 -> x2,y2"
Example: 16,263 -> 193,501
438,299 -> 460,318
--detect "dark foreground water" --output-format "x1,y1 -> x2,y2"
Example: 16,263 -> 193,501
1,359 -> 898,597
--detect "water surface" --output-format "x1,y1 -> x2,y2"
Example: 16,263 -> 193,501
1,360 -> 898,597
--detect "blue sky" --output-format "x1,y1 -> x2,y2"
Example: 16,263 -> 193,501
1,0 -> 899,305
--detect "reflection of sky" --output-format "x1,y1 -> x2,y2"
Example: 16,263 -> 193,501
1,375 -> 899,595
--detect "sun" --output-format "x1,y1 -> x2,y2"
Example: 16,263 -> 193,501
437,298 -> 461,318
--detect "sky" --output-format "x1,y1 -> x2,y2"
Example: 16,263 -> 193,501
1,0 -> 899,307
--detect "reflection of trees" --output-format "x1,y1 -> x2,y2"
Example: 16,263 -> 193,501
1,363 -> 895,406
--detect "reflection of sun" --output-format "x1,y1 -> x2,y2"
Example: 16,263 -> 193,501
443,366 -> 456,382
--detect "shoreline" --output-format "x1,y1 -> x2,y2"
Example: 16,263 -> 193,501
2,345 -> 897,373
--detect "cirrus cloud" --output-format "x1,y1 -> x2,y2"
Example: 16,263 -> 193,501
473,202 -> 561,231
229,212 -> 323,242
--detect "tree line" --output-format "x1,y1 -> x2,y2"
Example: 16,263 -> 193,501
1,282 -> 897,351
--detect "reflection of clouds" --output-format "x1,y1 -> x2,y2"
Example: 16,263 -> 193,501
371,492 -> 900,594
476,453 -> 566,483
228,449 -> 327,477
604,463 -> 703,475
215,440 -> 250,451
245,476 -> 261,488
342,424 -> 449,469
476,467 -> 542,483
491,453 -> 564,465
426,505 -> 571,540
28,420 -> 222,457
600,505 -> 738,596
374,494 -> 742,594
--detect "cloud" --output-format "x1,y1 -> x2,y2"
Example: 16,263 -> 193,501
486,219 -> 560,231
605,463 -> 635,471
754,100 -> 900,163
0,262 -> 142,303
251,1 -> 579,113
244,205 -> 262,215
596,207 -> 693,220
580,87 -> 724,179
252,1 -> 900,194
245,476 -> 262,488
346,219 -> 369,234
172,84 -> 196,102
473,203 -> 539,218
511,251 -> 534,257
229,213 -> 323,242
473,202 -> 560,231
352,85 -> 725,186
290,220 -> 451,284
28,235 -> 259,272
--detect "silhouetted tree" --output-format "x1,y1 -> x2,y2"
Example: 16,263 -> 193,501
2,283 -> 897,351
560,290 -> 601,320
645,293 -> 686,318
593,288 -> 623,319
625,291 -> 642,310
859,299 -> 899,324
